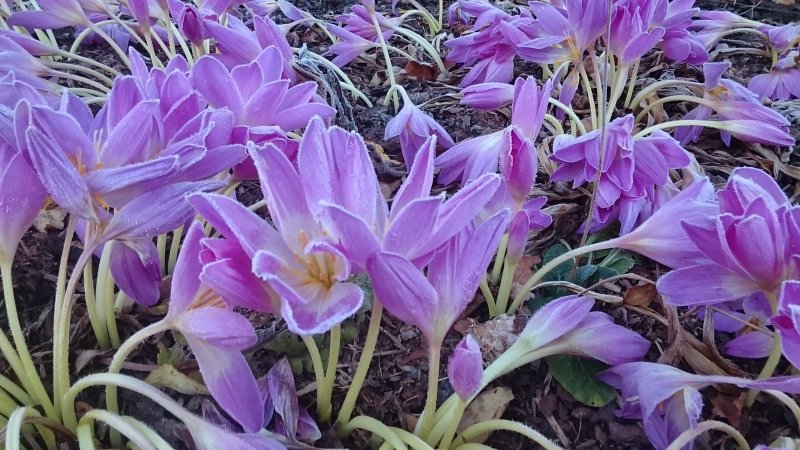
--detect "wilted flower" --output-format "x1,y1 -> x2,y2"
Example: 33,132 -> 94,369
259,359 -> 321,444
384,86 -> 455,167
748,49 -> 800,101
658,168 -> 799,307
550,114 -> 692,234
599,362 -> 800,450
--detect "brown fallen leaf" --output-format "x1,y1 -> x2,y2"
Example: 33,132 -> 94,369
457,387 -> 514,443
623,283 -> 658,307
710,392 -> 746,428
404,60 -> 439,81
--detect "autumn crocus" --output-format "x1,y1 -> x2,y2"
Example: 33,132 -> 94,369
550,114 -> 692,234
0,144 -> 46,266
772,281 -> 800,368
599,362 -> 800,450
384,85 -> 455,167
748,49 -> 800,101
657,168 -> 799,308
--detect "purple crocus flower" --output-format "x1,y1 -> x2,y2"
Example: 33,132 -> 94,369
384,86 -> 455,167
6,0 -> 93,29
759,23 -> 800,52
517,0 -> 608,65
0,144 -> 47,267
167,0 -> 209,46
550,114 -> 692,234
335,3 -> 397,42
368,211 -> 508,346
658,167 -> 799,307
326,24 -> 379,67
599,362 -> 800,450
674,62 -> 765,145
485,296 -> 650,381
164,221 -> 264,433
748,49 -> 800,101
608,0 -> 665,65
448,335 -> 483,401
436,77 -> 552,208
460,82 -> 515,111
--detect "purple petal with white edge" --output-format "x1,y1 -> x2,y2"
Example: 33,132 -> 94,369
724,331 -> 773,359
169,221 -> 206,314
104,181 -> 223,242
520,296 -> 594,350
109,240 -> 162,307
192,55 -> 243,115
461,82 -> 515,111
555,312 -> 650,365
251,143 -> 314,242
24,127 -> 94,220
448,335 -> 483,401
0,146 -> 47,265
367,251 -> 439,341
657,264 -> 759,306
320,203 -> 381,273
186,337 -> 264,433
383,197 -> 442,259
392,137 -> 435,218
84,156 -> 177,204
189,193 -> 289,260
178,307 -> 257,350
267,358 -> 299,440
511,77 -> 552,142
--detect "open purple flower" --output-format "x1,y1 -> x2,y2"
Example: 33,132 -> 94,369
326,24 -> 379,67
550,114 -> 692,234
609,0 -> 665,65
164,221 -> 264,433
658,168 -> 799,307
599,362 -> 800,450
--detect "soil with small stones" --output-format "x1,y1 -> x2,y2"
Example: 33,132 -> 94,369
2,0 -> 800,449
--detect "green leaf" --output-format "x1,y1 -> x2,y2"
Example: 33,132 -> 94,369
600,249 -> 636,274
546,355 -> 616,407
541,243 -> 574,283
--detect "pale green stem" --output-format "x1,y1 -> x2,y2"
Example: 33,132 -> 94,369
44,61 -> 114,86
634,94 -> 717,124
664,420 -> 749,450
605,62 -> 629,123
479,277 -> 497,317
0,374 -> 34,406
543,114 -> 565,135
508,241 -> 612,314
623,59 -> 640,109
419,343 -> 442,438
429,395 -> 459,438
56,250 -> 94,430
106,290 -> 122,349
121,415 -> 175,450
48,70 -> 111,93
339,415 -> 408,450
76,424 -> 95,449
51,215 -> 76,418
167,226 -> 184,275
453,444 -> 494,450
54,48 -> 121,77
157,234 -> 167,276
765,390 -> 800,433
87,23 -> 132,68
337,300 -> 384,427
148,27 -> 174,62
490,235 -> 508,285
79,409 -> 157,450
83,260 -> 111,350
746,332 -> 783,406
634,119 -> 739,138
388,45 -> 419,62
398,7 -> 438,35
0,387 -> 19,417
70,88 -> 108,99
166,21 -> 194,63
372,12 -> 400,111
390,25 -> 447,73
548,98 -> 588,135
578,64 -> 597,130
436,399 -> 465,450
628,79 -> 703,110
714,27 -> 769,44
94,243 -> 112,351
452,420 -> 563,450
318,325 -> 342,423
302,335 -> 327,416
390,426 -> 436,450
4,406 -> 39,450
0,329 -> 49,409
494,260 -> 518,314
1,262 -> 57,419
103,320 -> 168,448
